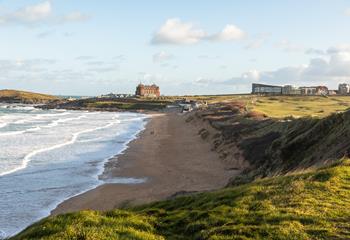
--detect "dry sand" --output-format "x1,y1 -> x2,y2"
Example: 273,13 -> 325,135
52,110 -> 241,215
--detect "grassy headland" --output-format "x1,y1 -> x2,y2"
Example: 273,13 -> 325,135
39,97 -> 172,112
12,159 -> 350,240
0,89 -> 59,104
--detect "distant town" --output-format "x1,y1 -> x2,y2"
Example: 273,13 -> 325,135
71,82 -> 350,102
252,83 -> 350,96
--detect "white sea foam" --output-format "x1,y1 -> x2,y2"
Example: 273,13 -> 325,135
0,118 -> 120,177
0,106 -> 148,237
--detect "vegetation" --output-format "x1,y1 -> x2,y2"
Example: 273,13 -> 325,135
247,96 -> 350,118
40,97 -> 171,111
0,89 -> 58,104
161,95 -> 350,118
10,94 -> 350,239
12,159 -> 350,240
86,100 -> 169,111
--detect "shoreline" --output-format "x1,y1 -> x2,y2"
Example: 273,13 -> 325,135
52,110 -> 242,215
1,110 -> 150,238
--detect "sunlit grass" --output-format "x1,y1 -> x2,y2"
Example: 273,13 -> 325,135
248,96 -> 350,118
12,159 -> 350,240
0,89 -> 58,102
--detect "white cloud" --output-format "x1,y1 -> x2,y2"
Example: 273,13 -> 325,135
12,1 -> 52,22
153,51 -> 174,63
208,24 -> 245,42
0,1 -> 90,26
151,18 -> 206,45
197,45 -> 350,89
151,18 -> 245,45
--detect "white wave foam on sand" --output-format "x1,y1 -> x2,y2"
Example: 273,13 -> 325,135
0,117 -> 120,177
0,108 -> 147,238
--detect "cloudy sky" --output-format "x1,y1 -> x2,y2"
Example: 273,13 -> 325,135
1,0 -> 350,95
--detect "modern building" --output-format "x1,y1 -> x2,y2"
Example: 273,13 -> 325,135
338,83 -> 350,95
282,85 -> 301,95
135,83 -> 160,97
300,86 -> 328,95
252,83 -> 282,95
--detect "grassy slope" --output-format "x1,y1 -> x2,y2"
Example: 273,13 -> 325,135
12,160 -> 350,240
178,95 -> 350,118
249,96 -> 350,118
45,98 -> 171,111
0,89 -> 58,103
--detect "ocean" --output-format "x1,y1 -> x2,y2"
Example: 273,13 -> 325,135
0,104 -> 147,238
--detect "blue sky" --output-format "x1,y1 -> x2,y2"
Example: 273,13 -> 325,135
1,0 -> 350,95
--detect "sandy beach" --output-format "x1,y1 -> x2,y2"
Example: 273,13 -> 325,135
52,110 -> 242,215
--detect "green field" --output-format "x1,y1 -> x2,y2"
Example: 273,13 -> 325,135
12,159 -> 350,240
247,96 -> 350,118
0,89 -> 58,103
178,95 -> 350,118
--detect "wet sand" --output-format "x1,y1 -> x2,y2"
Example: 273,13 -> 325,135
53,110 -> 240,215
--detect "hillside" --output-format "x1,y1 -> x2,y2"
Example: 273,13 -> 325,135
0,90 -> 59,104
191,101 -> 350,183
11,159 -> 350,240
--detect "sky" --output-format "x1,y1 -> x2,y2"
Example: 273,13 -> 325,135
1,0 -> 350,96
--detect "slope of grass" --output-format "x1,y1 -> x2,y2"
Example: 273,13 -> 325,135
12,159 -> 350,240
165,95 -> 350,118
0,89 -> 58,103
247,96 -> 350,118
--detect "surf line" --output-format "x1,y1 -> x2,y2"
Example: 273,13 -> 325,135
0,118 -> 120,177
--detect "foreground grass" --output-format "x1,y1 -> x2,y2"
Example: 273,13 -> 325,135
12,159 -> 350,240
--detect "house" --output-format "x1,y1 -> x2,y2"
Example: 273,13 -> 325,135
135,84 -> 160,97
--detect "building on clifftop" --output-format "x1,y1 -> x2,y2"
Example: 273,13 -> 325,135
135,83 -> 160,97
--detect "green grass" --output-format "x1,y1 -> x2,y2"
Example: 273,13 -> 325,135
162,95 -> 350,118
12,159 -> 350,240
248,96 -> 350,118
0,89 -> 58,103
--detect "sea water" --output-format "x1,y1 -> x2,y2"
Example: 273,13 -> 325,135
0,104 -> 148,238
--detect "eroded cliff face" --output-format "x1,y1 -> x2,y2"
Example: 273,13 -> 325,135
191,103 -> 350,184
